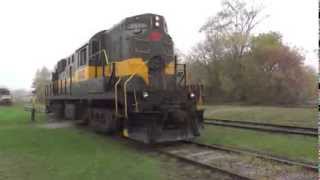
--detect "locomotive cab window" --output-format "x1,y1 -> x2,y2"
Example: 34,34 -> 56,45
91,40 -> 99,54
89,40 -> 102,66
79,48 -> 87,66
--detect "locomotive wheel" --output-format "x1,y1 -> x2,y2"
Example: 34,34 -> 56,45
78,107 -> 90,125
51,102 -> 65,119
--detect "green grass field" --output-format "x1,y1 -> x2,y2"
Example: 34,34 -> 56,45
0,105 -> 165,180
196,126 -> 317,162
0,105 -> 317,179
202,105 -> 317,128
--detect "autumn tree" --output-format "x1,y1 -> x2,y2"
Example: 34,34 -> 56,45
187,0 -> 316,104
188,0 -> 266,101
189,29 -> 316,104
299,66 -> 317,102
242,32 -> 304,103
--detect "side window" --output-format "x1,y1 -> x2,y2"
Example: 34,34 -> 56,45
80,48 -> 87,66
90,40 -> 101,66
77,53 -> 80,67
91,40 -> 99,54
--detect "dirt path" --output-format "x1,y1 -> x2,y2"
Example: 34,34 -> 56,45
39,121 -> 75,129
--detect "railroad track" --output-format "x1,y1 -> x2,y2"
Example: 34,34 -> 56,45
204,118 -> 317,136
62,120 -> 317,179
156,141 -> 317,179
156,142 -> 252,180
190,142 -> 318,171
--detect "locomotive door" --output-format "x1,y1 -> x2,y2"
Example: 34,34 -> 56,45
87,38 -> 105,94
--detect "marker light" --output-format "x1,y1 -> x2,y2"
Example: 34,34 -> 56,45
148,31 -> 162,41
189,92 -> 196,99
142,91 -> 149,98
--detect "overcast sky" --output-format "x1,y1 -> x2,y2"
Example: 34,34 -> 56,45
0,0 -> 317,90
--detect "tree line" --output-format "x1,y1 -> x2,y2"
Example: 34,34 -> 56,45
185,0 -> 317,105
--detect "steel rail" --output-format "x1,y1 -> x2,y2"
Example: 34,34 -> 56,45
204,118 -> 317,137
205,118 -> 317,131
70,123 -> 317,178
188,141 -> 318,172
157,145 -> 252,180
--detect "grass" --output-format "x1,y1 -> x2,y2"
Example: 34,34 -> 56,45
196,125 -> 317,162
202,105 -> 317,128
1,105 -> 317,179
0,105 -> 45,126
0,105 -> 164,180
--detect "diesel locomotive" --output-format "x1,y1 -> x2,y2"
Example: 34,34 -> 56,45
45,13 -> 203,143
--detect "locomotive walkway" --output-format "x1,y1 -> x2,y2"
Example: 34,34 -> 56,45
204,118 -> 317,136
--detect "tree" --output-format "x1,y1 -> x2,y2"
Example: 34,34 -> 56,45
299,66 -> 317,103
32,67 -> 51,103
242,32 -> 315,104
200,0 -> 266,60
187,0 -> 266,101
187,36 -> 228,101
187,0 -> 314,105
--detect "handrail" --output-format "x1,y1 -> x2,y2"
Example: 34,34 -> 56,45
123,60 -> 149,119
133,88 -> 139,112
89,49 -> 109,65
114,77 -> 122,116
176,63 -> 187,87
123,73 -> 136,118
102,49 -> 109,65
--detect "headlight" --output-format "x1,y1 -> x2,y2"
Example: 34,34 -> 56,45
155,16 -> 160,21
155,22 -> 160,27
142,91 -> 149,98
189,92 -> 196,99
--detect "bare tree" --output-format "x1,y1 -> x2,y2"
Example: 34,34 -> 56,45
200,0 -> 267,60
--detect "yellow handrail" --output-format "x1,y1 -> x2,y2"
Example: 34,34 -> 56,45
102,49 -> 109,65
114,77 -> 122,116
89,49 -> 109,64
122,60 -> 149,119
124,73 -> 136,118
